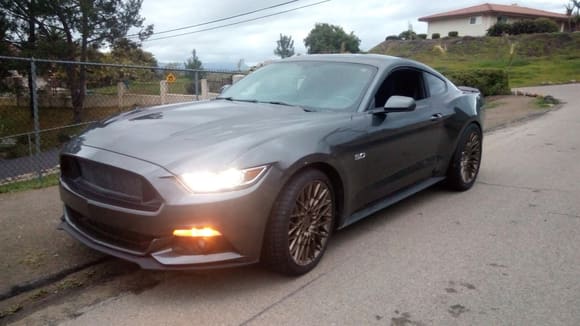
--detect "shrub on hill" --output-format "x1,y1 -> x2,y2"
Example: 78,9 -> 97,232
445,69 -> 510,96
487,18 -> 559,36
487,22 -> 512,36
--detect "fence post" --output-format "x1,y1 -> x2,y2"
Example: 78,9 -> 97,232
195,71 -> 199,101
117,81 -> 126,110
200,79 -> 209,100
160,80 -> 168,105
30,58 -> 42,181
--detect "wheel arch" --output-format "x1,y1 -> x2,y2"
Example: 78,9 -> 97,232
275,158 -> 347,229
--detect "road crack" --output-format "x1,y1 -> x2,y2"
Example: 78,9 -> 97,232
239,272 -> 326,326
476,181 -> 574,193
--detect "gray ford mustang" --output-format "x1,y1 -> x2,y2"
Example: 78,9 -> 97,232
59,54 -> 483,275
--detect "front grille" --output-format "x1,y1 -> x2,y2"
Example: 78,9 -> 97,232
61,155 -> 162,211
66,207 -> 154,253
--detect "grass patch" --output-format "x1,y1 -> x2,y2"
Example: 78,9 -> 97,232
0,105 -> 131,159
0,304 -> 23,319
370,33 -> 580,87
483,101 -> 505,110
0,173 -> 59,194
92,77 -> 192,95
534,95 -> 560,109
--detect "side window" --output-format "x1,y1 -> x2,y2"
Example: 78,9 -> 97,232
374,68 -> 426,108
424,73 -> 447,97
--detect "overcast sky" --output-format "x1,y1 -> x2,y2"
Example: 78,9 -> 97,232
136,0 -> 567,67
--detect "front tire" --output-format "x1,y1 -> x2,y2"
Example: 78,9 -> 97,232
262,169 -> 335,276
446,124 -> 482,191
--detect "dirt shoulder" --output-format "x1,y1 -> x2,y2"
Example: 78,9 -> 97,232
483,95 -> 555,132
0,94 -> 560,322
0,187 -> 103,298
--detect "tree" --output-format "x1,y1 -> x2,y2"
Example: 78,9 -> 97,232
91,38 -> 157,88
398,22 -> 417,40
184,49 -> 205,79
398,30 -> 417,40
184,49 -> 203,71
274,34 -> 295,58
303,23 -> 360,54
1,0 -> 154,122
184,49 -> 204,95
566,0 -> 580,31
237,58 -> 246,71
0,11 -> 15,92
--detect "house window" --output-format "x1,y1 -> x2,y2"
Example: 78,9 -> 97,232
469,16 -> 482,25
497,16 -> 508,23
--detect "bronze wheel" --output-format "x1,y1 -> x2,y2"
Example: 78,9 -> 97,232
288,180 -> 333,266
460,131 -> 481,184
447,124 -> 482,191
262,169 -> 335,275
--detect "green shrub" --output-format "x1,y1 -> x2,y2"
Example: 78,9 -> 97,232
448,31 -> 459,37
399,30 -> 417,40
385,35 -> 400,41
489,18 -> 559,36
534,18 -> 560,33
417,33 -> 427,39
445,69 -> 511,96
511,20 -> 536,34
487,22 -> 512,36
432,33 -> 441,39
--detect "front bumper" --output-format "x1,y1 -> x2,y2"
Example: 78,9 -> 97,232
58,146 -> 281,270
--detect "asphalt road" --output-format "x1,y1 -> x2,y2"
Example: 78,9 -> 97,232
18,85 -> 580,326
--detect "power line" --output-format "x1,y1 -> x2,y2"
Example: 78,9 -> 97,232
142,0 -> 331,42
128,0 -> 300,38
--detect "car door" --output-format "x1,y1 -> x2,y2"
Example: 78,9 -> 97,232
352,68 -> 444,209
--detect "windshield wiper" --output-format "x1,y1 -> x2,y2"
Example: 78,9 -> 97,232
260,100 -> 315,112
216,97 -> 258,103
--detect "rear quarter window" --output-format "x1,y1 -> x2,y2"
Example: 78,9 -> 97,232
424,73 -> 447,96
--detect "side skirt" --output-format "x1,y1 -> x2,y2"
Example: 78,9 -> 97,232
339,176 -> 445,229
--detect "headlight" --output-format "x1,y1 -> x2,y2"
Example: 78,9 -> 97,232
180,166 -> 268,193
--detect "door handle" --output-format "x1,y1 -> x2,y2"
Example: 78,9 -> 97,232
430,113 -> 443,121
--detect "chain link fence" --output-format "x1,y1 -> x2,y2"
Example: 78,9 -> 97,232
0,56 -> 245,185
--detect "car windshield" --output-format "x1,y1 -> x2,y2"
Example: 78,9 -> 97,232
219,61 -> 377,112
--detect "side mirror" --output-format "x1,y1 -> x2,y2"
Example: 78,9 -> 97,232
220,84 -> 231,94
384,96 -> 416,112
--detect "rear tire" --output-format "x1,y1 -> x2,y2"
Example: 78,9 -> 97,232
262,169 -> 335,276
446,124 -> 482,191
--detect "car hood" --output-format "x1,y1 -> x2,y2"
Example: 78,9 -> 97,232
78,100 -> 348,174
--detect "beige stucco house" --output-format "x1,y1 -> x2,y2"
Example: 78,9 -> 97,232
418,3 -> 569,38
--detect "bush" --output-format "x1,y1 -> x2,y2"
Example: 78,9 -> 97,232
398,30 -> 417,40
417,33 -> 427,39
445,69 -> 510,96
385,35 -> 400,41
534,18 -> 560,33
489,18 -> 559,36
511,20 -> 539,34
432,33 -> 440,39
487,22 -> 512,36
448,31 -> 459,37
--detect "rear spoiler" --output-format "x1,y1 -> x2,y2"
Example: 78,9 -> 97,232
457,86 -> 481,94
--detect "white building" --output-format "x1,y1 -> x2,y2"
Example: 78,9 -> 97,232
418,3 -> 569,38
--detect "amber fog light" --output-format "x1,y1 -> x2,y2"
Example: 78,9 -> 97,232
173,227 -> 222,237
172,227 -> 234,255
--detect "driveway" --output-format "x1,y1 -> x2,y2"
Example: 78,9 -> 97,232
7,84 -> 580,325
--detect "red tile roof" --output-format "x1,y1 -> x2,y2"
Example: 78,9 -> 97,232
419,3 -> 568,22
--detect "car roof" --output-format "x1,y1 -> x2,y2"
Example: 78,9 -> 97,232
282,53 -> 407,68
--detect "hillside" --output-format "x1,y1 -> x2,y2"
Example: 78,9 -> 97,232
370,33 -> 580,87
